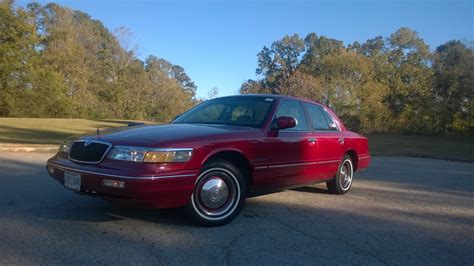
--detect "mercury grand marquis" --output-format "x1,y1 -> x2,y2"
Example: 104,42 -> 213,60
46,95 -> 371,226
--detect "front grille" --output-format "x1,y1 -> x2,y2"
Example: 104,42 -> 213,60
69,140 -> 111,164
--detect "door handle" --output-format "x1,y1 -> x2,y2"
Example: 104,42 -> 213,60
307,138 -> 317,144
338,138 -> 345,145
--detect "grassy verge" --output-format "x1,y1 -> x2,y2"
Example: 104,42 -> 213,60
0,118 -> 153,144
367,134 -> 473,162
0,118 -> 472,162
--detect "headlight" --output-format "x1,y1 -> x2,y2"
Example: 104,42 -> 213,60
59,140 -> 73,153
107,146 -> 147,162
107,146 -> 193,163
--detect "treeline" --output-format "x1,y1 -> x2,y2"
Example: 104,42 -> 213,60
0,1 -> 196,121
241,29 -> 473,135
2,1 -> 472,135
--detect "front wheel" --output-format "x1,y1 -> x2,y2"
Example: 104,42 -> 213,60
186,159 -> 247,226
326,155 -> 354,194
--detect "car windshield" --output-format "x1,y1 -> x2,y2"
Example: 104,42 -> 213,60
172,96 -> 275,128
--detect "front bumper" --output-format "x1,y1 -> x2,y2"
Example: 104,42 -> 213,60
46,159 -> 200,209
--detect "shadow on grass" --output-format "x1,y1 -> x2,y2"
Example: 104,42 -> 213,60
0,125 -> 75,144
97,119 -> 164,125
96,119 -> 131,125
0,122 -> 165,144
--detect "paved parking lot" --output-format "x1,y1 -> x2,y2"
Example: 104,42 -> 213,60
0,152 -> 473,265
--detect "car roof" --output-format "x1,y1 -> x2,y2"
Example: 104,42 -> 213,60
215,94 -> 323,105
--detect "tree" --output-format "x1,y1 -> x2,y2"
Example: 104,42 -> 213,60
0,2 -> 196,121
300,33 -> 344,75
256,34 -> 305,92
0,0 -> 40,116
207,86 -> 219,99
239,79 -> 267,94
385,27 -> 434,133
433,40 -> 474,134
171,64 -> 197,98
144,56 -> 194,121
242,28 -> 470,134
145,57 -> 197,98
310,49 -> 385,132
278,70 -> 323,101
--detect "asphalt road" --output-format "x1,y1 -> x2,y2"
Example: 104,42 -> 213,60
0,153 -> 473,265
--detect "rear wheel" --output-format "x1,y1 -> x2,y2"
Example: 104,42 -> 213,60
186,159 -> 246,226
327,155 -> 353,194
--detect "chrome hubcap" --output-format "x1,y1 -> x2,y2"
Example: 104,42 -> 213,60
194,170 -> 238,218
340,160 -> 353,189
200,177 -> 229,209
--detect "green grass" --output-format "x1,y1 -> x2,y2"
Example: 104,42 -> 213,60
0,118 -> 153,144
368,134 -> 474,162
0,118 -> 472,162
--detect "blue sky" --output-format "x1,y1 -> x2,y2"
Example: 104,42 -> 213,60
17,0 -> 473,98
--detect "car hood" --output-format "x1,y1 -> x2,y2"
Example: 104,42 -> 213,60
83,123 -> 259,146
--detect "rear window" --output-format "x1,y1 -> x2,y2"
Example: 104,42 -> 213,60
303,103 -> 332,131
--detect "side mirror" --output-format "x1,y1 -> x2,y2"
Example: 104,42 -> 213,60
329,122 -> 338,131
275,116 -> 297,130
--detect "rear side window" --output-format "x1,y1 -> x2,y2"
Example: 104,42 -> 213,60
303,103 -> 332,131
275,100 -> 309,131
322,109 -> 338,131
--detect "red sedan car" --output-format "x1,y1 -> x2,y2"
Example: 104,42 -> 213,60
46,95 -> 370,226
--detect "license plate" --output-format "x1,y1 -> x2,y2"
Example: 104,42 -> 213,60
64,171 -> 81,191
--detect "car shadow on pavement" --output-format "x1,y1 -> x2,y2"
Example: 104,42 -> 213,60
28,196 -> 190,226
0,155 -> 189,226
1,154 -> 474,264
290,186 -> 329,194
107,206 -> 189,225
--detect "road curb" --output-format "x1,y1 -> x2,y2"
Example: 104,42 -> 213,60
372,152 -> 473,163
0,144 -> 58,153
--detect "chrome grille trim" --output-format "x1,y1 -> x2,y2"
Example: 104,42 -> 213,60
68,140 -> 112,164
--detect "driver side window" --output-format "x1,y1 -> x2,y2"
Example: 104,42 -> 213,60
275,100 -> 309,131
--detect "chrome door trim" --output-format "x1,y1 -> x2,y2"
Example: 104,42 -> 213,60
254,159 -> 340,170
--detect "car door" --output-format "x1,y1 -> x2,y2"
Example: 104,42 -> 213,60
302,102 -> 345,180
264,100 -> 319,188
